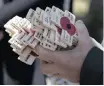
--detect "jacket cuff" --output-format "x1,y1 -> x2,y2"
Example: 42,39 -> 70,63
80,47 -> 103,85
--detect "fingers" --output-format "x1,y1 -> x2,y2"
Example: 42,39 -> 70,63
35,45 -> 73,63
40,60 -> 59,75
35,45 -> 56,61
75,20 -> 89,40
40,60 -> 71,80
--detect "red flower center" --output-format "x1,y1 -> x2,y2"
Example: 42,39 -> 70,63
60,17 -> 76,35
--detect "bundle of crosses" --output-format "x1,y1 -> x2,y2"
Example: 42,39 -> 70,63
4,6 -> 78,65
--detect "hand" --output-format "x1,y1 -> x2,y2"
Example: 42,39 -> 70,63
35,20 -> 94,83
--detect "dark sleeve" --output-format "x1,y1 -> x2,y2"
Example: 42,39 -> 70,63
80,47 -> 103,85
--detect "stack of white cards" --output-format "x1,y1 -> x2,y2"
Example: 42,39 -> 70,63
4,6 -> 78,65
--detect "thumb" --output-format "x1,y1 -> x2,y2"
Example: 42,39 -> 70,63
35,45 -> 57,61
75,20 -> 90,41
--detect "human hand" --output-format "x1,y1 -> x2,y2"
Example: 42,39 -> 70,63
35,20 -> 94,83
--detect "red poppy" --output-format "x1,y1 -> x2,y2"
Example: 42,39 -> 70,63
60,17 -> 76,35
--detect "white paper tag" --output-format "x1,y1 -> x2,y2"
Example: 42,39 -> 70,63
26,8 -> 35,22
34,30 -> 43,42
18,53 -> 36,65
4,20 -> 19,36
27,36 -> 39,48
51,6 -> 57,24
36,7 -> 42,15
43,28 -> 49,38
39,10 -> 44,22
40,38 -> 57,51
65,10 -> 76,24
56,8 -> 64,27
43,7 -> 51,28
